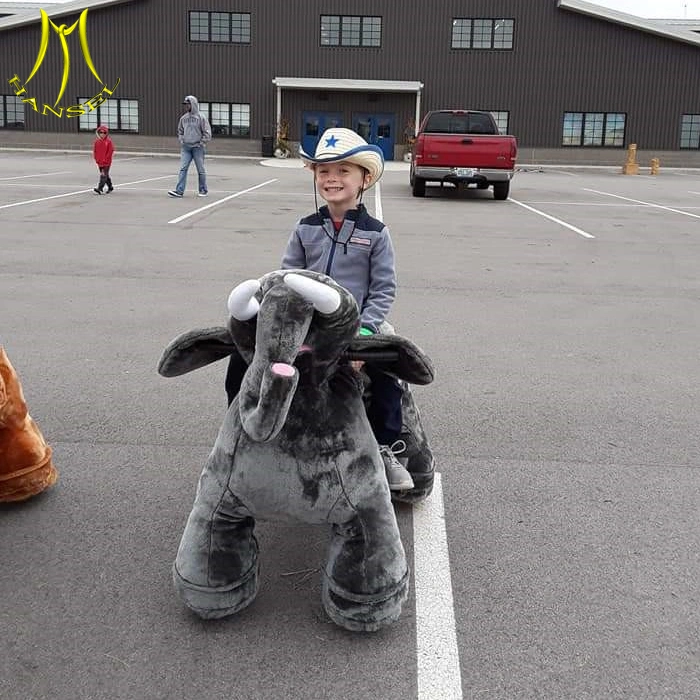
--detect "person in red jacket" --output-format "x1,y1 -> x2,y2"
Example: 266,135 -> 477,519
93,125 -> 115,194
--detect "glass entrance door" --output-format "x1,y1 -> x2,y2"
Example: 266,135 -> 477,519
301,112 -> 343,156
352,113 -> 395,161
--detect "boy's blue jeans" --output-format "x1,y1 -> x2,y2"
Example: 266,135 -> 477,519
175,144 -> 207,194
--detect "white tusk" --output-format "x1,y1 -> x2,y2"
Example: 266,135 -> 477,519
284,273 -> 341,314
227,279 -> 261,320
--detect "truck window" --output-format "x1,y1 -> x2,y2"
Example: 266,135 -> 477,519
423,112 -> 496,135
468,114 -> 496,134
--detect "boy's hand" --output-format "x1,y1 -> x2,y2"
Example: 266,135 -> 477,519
351,326 -> 374,371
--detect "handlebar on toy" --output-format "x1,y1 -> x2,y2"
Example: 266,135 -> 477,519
343,350 -> 399,363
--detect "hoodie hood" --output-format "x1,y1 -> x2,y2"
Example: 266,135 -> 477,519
183,95 -> 200,115
96,125 -> 109,135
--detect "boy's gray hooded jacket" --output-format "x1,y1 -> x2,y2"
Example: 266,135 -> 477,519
178,95 -> 212,147
281,204 -> 396,332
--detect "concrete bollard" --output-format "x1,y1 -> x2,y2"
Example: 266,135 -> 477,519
622,143 -> 639,175
650,158 -> 660,175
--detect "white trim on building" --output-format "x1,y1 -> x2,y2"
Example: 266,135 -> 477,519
272,77 -> 424,143
558,0 -> 700,46
0,0 -> 135,29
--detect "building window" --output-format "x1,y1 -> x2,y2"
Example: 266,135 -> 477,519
78,98 -> 139,133
680,114 -> 700,149
489,111 -> 509,134
562,112 -> 625,147
0,94 -> 25,128
189,11 -> 250,43
320,15 -> 381,47
452,18 -> 514,49
199,102 -> 250,137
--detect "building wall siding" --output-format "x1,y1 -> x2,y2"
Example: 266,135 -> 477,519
1,0 -> 698,157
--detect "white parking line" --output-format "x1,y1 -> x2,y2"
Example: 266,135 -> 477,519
584,188 -> 700,219
0,171 -> 72,181
519,201 -> 639,207
0,175 -> 172,210
374,181 -> 383,222
167,179 -> 278,224
31,153 -> 87,159
0,183 -> 89,188
508,197 -> 595,238
414,472 -> 463,700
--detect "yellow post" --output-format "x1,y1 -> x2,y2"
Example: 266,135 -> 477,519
650,158 -> 660,175
622,143 -> 639,175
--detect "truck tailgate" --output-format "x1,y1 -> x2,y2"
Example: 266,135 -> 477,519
419,135 -> 515,168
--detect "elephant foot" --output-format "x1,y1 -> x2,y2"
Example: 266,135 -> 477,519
0,448 -> 58,503
391,463 -> 434,504
321,568 -> 409,632
392,435 -> 435,504
172,560 -> 259,620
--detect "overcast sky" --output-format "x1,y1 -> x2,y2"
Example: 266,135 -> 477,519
3,0 -> 700,20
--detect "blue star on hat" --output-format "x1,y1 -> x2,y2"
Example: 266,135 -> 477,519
325,135 -> 339,148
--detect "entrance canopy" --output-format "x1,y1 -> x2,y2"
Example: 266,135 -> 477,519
272,77 -> 424,141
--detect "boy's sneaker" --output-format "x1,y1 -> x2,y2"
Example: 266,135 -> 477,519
93,187 -> 102,195
379,441 -> 414,491
198,191 -> 208,197
167,190 -> 183,198
106,186 -> 114,193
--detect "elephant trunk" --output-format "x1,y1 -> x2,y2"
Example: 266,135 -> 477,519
231,272 -> 344,442
239,361 -> 298,442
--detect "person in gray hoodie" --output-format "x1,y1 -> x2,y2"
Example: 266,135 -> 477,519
168,95 -> 212,198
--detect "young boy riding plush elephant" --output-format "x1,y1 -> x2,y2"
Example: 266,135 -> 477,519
159,268 -> 435,632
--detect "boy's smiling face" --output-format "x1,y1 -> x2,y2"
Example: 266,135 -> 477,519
313,161 -> 370,217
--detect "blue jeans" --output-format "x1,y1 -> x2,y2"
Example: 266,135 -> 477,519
175,144 -> 207,194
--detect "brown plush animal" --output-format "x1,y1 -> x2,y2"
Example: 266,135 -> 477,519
0,346 -> 57,502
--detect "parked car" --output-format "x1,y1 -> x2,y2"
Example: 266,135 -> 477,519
410,110 -> 518,199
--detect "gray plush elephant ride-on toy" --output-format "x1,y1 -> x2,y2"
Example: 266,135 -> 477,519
158,269 -> 435,632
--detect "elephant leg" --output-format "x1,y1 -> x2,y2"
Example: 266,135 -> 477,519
173,465 -> 259,620
392,381 -> 435,504
323,504 -> 409,632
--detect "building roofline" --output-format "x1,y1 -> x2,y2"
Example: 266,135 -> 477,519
0,0 -> 137,30
273,77 -> 423,92
2,1 -> 697,47
656,19 -> 700,31
557,0 -> 700,47
0,2 -> 63,9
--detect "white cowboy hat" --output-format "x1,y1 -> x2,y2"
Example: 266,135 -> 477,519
299,127 -> 384,188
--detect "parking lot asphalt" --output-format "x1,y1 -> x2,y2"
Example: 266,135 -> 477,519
1,149 -> 699,700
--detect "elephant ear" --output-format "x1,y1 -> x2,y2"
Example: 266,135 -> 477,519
344,334 -> 434,385
158,327 -> 237,377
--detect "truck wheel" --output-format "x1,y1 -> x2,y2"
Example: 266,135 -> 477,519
493,181 -> 510,200
412,177 -> 426,197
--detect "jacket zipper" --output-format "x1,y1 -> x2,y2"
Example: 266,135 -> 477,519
323,211 -> 358,275
324,215 -> 343,275
325,238 -> 338,275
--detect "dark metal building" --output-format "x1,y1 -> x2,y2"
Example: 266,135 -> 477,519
1,0 -> 699,164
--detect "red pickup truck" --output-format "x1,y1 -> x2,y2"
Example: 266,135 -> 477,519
410,110 -> 517,199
